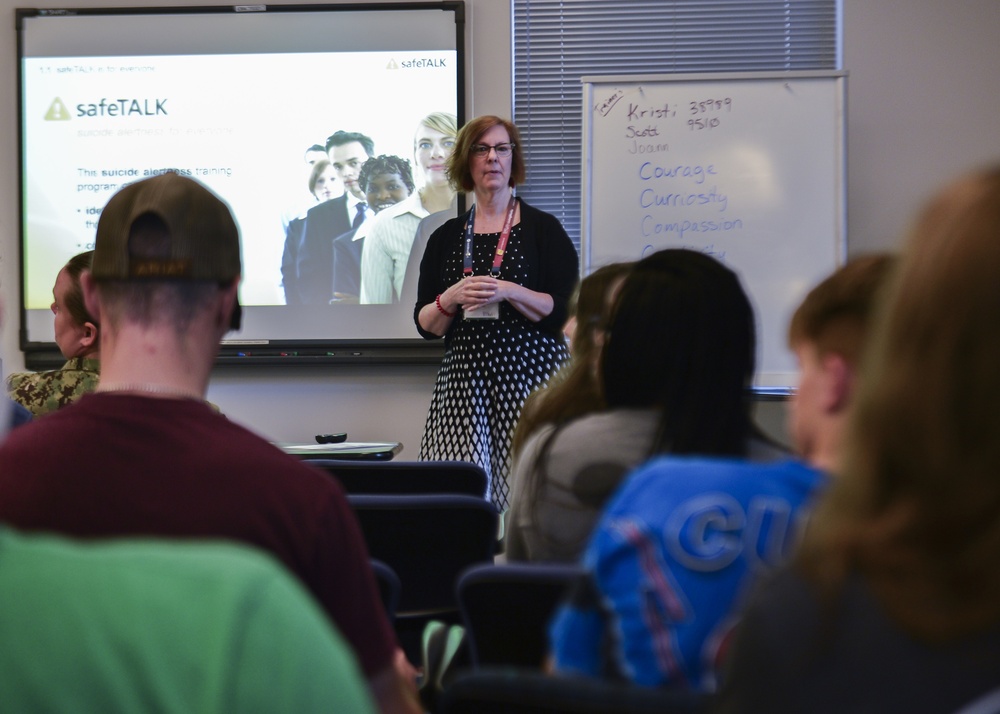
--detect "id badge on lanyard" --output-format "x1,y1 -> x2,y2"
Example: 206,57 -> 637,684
462,196 -> 516,321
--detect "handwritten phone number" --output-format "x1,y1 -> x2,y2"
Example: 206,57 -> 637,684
690,98 -> 732,114
688,117 -> 720,131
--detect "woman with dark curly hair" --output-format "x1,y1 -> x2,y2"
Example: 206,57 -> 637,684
331,155 -> 414,302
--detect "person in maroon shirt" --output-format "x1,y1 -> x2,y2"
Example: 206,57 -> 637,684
0,172 -> 420,714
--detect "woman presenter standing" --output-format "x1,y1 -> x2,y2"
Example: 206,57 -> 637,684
414,115 -> 578,510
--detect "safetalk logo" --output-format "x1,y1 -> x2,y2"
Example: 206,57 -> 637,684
44,97 -> 71,121
44,96 -> 169,120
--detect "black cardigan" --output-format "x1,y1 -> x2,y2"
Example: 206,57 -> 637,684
413,198 -> 579,340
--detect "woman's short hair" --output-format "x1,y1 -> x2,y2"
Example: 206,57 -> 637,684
602,248 -> 756,456
447,115 -> 526,192
799,165 -> 1000,638
307,159 -> 332,196
359,155 -> 416,193
62,250 -> 97,328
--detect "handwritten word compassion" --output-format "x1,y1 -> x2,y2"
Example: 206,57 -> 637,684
642,217 -> 743,239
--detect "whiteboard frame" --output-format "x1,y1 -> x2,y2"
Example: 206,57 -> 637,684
581,70 -> 847,394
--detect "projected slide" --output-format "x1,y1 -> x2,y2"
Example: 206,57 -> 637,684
22,51 -> 455,309
18,5 -> 464,354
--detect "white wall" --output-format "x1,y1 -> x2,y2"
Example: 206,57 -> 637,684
3,0 -> 999,450
842,0 -> 1000,253
756,0 -> 1000,443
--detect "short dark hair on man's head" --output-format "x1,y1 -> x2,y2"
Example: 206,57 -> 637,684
359,155 -> 415,193
62,250 -> 97,328
602,248 -> 756,457
788,253 -> 896,368
97,212 -> 223,332
325,130 -> 375,157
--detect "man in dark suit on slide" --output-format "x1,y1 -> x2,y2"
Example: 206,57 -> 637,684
289,130 -> 375,304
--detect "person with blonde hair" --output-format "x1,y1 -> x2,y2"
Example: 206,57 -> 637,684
360,112 -> 458,304
718,166 -> 1000,713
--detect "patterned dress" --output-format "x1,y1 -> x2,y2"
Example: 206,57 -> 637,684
415,199 -> 578,510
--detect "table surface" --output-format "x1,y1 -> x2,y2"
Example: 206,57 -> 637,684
276,441 -> 403,461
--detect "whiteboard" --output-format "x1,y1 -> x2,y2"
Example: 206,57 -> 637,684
582,72 -> 846,392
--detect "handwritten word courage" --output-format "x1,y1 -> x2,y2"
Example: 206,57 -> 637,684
639,161 -> 717,185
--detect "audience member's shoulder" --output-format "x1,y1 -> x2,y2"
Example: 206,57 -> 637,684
0,527 -> 376,713
746,433 -> 792,463
0,398 -> 69,452
5,370 -> 30,391
0,527 -> 315,626
619,455 -> 824,503
733,563 -> 826,653
4,524 -> 280,580
563,407 -> 658,439
518,421 -> 557,460
5,370 -> 44,404
208,417 -> 343,486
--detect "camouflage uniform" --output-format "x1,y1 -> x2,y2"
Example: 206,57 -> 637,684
6,357 -> 100,418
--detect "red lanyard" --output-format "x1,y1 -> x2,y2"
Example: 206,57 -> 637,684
463,195 -> 518,278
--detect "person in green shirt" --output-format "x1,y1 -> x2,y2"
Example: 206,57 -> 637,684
0,527 -> 376,714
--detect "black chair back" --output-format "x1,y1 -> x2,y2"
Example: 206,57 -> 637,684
348,494 -> 499,614
309,460 -> 488,497
369,558 -> 401,625
457,563 -> 587,669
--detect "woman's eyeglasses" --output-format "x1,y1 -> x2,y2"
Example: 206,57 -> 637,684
471,143 -> 515,158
